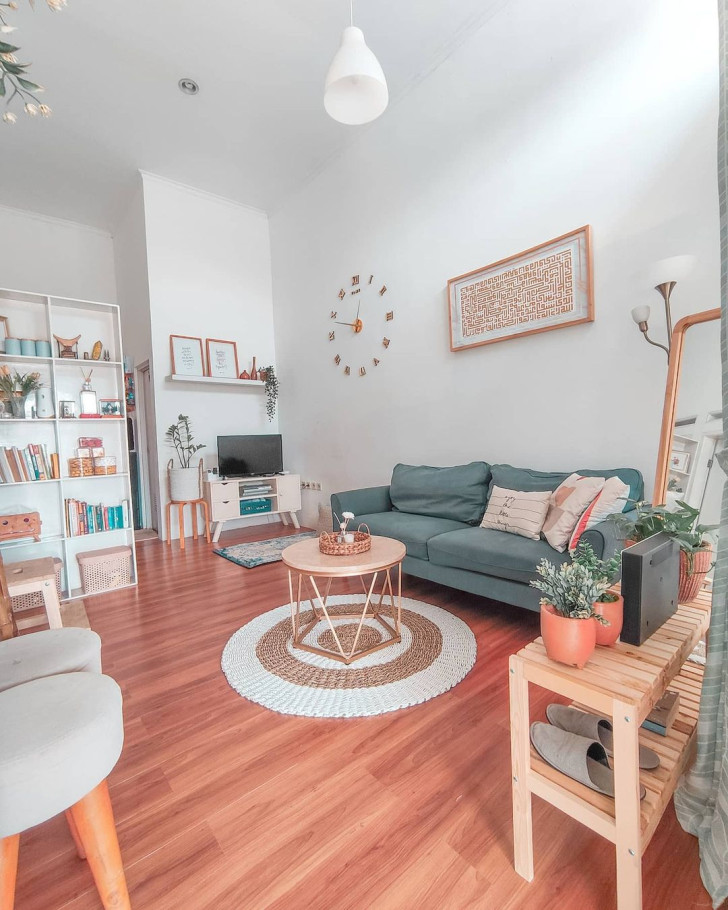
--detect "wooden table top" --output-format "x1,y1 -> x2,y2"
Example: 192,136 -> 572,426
282,535 -> 406,577
515,590 -> 711,722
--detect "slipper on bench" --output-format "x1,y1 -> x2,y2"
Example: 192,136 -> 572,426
530,722 -> 646,799
546,704 -> 660,771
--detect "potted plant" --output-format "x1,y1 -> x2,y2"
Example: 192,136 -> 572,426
572,541 -> 623,646
263,365 -> 278,422
530,558 -> 611,668
165,414 -> 206,502
614,500 -> 716,603
0,366 -> 43,418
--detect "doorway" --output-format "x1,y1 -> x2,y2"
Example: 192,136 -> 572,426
134,360 -> 161,536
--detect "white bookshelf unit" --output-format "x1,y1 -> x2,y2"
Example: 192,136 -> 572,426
0,288 -> 138,600
204,474 -> 301,543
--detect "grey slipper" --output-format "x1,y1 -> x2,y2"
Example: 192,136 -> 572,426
530,722 -> 646,800
546,704 -> 660,771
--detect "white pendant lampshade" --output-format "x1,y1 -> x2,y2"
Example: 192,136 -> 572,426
631,304 -> 651,325
324,26 -> 388,125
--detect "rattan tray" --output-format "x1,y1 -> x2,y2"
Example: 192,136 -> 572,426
319,525 -> 371,556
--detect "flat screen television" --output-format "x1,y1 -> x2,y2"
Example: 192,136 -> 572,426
217,434 -> 283,477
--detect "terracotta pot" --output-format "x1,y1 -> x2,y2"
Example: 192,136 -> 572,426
593,591 -> 624,647
540,603 -> 596,669
678,546 -> 713,603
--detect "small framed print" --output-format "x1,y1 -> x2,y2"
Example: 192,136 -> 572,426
100,398 -> 123,418
206,338 -> 239,379
170,335 -> 205,377
59,400 -> 77,419
670,451 -> 691,473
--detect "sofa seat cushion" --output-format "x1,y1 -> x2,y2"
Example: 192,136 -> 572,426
427,527 -> 570,584
390,462 -> 491,524
354,511 -> 470,561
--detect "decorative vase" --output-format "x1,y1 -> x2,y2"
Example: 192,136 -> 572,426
540,603 -> 596,669
593,591 -> 624,647
678,546 -> 713,603
250,357 -> 258,381
35,388 -> 54,419
168,459 -> 201,502
9,393 -> 28,419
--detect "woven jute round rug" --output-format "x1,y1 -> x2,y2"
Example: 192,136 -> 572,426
221,595 -> 477,718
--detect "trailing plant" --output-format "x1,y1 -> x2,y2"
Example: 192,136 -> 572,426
165,414 -> 205,469
530,558 -> 610,623
571,541 -> 621,603
0,365 -> 42,395
263,364 -> 278,422
0,0 -> 64,124
612,499 -> 717,574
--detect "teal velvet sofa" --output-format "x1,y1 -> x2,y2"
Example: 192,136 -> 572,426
331,462 -> 643,613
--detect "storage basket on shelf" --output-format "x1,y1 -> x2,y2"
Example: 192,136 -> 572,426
319,525 -> 371,556
93,456 -> 117,476
240,498 -> 272,515
68,457 -> 94,477
76,546 -> 132,594
10,557 -> 63,612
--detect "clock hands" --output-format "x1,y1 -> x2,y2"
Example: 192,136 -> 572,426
334,321 -> 357,327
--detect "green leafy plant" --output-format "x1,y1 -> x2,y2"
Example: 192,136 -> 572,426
0,365 -> 42,395
0,0 -> 64,124
263,365 -> 278,422
571,541 -> 621,603
613,500 -> 717,574
165,414 -> 205,469
530,558 -> 610,623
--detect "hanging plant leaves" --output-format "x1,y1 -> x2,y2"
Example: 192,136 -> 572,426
17,77 -> 42,92
0,42 -> 20,54
0,81 -> 6,97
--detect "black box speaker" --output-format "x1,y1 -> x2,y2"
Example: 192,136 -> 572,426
621,532 -> 679,646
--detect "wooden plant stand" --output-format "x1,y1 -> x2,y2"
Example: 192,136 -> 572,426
509,590 -> 711,910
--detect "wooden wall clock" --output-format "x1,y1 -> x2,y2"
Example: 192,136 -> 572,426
328,273 -> 393,376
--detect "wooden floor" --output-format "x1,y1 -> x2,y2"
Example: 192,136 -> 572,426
14,524 -> 713,910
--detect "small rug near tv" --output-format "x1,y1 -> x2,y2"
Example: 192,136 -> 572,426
221,596 -> 477,718
214,531 -> 318,568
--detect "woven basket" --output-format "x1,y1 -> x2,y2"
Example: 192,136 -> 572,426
319,524 -> 371,556
678,545 -> 713,604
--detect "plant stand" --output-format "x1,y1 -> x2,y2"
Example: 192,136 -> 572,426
509,589 -> 710,910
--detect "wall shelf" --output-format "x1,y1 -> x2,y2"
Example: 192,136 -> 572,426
166,374 -> 264,388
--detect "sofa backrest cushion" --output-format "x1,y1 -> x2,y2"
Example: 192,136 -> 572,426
488,465 -> 643,512
390,462 -> 491,525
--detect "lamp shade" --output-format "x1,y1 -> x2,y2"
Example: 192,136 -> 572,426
647,255 -> 696,287
631,304 -> 651,325
324,26 -> 388,125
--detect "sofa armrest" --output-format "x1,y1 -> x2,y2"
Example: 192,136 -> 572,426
580,512 -> 637,560
331,486 -> 392,528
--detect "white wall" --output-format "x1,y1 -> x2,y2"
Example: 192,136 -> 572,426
271,0 -> 720,527
142,174 -> 277,539
0,204 -> 116,302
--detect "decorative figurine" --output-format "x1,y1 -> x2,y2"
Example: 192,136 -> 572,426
91,340 -> 103,360
54,334 -> 81,359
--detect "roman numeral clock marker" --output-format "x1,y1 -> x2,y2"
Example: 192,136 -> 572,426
328,272 -> 393,377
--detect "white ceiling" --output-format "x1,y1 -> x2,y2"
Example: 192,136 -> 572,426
0,0 -> 506,229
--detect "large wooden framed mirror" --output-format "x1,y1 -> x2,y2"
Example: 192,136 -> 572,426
654,308 -> 722,526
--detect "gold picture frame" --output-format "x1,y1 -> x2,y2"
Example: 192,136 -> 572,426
170,335 -> 205,376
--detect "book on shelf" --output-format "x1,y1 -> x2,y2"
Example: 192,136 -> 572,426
64,498 -> 130,537
641,690 -> 680,736
0,444 -> 59,483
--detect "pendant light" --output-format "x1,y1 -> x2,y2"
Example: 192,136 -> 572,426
324,1 -> 388,125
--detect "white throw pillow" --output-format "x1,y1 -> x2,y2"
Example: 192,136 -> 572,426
543,473 -> 606,553
480,486 -> 552,541
568,476 -> 630,552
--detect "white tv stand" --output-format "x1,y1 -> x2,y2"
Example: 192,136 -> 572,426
203,474 -> 301,544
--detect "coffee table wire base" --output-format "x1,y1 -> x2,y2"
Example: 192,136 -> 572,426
288,564 -> 402,665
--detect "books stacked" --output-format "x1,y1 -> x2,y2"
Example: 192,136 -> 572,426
0,445 -> 59,483
641,690 -> 680,735
64,498 -> 130,537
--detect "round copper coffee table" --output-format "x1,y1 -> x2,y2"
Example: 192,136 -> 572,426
281,535 -> 406,665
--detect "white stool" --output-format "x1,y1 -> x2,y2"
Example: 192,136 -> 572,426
0,672 -> 129,910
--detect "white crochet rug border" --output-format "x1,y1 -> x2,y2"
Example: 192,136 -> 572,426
221,596 -> 477,718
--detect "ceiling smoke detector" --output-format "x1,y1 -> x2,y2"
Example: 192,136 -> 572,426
178,78 -> 199,96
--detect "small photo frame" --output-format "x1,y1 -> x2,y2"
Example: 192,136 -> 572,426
670,451 -> 690,473
59,400 -> 77,419
170,335 -> 205,376
100,398 -> 123,418
0,316 -> 9,353
206,338 -> 239,379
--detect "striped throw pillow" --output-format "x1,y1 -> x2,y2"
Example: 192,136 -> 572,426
480,486 -> 552,540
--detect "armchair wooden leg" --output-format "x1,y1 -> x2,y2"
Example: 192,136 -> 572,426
69,780 -> 130,910
66,809 -> 86,859
1,834 -> 20,910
